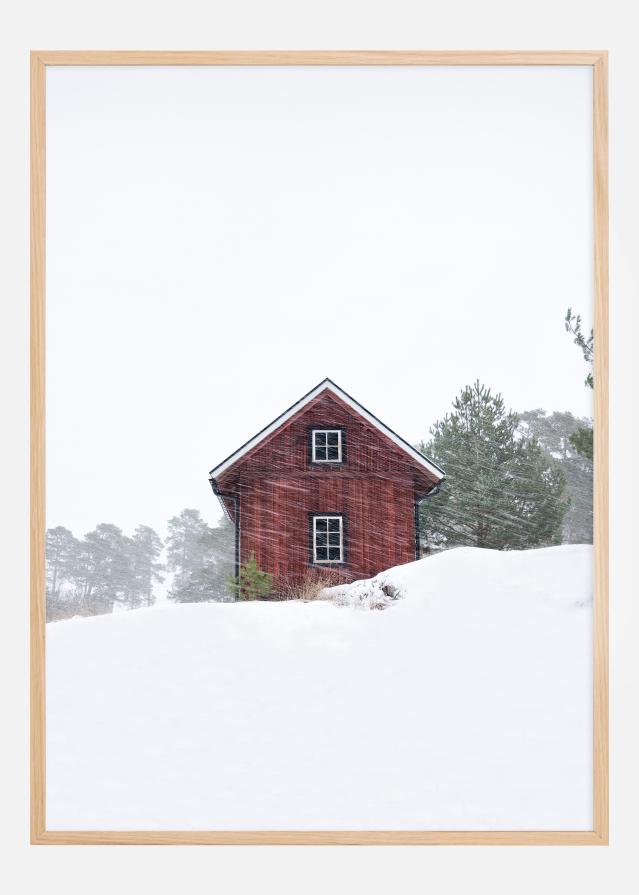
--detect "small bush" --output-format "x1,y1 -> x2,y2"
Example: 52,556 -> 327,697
227,553 -> 273,601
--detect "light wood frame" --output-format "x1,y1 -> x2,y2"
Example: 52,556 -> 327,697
30,50 -> 608,846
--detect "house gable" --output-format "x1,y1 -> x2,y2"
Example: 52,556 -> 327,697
209,378 -> 444,487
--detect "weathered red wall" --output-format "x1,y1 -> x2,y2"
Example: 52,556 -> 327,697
216,391 -> 436,588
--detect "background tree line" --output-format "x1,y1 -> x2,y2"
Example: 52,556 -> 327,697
46,511 -> 234,621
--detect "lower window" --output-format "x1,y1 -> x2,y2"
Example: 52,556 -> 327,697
312,515 -> 344,563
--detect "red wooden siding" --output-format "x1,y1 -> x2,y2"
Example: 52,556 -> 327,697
215,390 -> 438,588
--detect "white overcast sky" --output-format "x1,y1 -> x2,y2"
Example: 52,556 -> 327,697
46,65 -> 593,538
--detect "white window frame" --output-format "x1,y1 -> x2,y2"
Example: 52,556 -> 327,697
312,429 -> 343,463
312,515 -> 344,564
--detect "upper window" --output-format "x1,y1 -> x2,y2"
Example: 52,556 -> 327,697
312,429 -> 343,463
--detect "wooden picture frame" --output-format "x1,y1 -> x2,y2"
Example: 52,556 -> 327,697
30,50 -> 608,845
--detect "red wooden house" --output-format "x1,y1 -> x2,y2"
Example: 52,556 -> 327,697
209,379 -> 445,590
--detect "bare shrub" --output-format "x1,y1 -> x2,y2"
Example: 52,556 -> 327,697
277,568 -> 355,602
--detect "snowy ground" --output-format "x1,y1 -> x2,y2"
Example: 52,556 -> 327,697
46,545 -> 593,830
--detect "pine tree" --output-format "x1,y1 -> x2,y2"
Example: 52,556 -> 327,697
568,426 -> 593,462
565,307 -> 594,459
518,409 -> 592,543
45,526 -> 82,620
166,509 -> 234,602
127,525 -> 164,608
565,307 -> 594,388
228,553 -> 273,601
76,523 -> 134,614
419,382 -> 569,551
46,526 -> 80,600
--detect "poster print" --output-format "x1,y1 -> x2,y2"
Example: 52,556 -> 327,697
32,53 -> 608,844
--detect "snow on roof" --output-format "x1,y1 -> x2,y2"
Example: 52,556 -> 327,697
209,378 -> 445,482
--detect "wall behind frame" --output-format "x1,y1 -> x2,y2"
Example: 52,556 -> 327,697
1,0 -> 638,892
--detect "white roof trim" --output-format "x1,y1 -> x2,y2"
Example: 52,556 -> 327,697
209,378 -> 445,482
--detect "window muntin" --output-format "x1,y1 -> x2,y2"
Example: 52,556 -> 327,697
312,515 -> 343,563
312,429 -> 342,463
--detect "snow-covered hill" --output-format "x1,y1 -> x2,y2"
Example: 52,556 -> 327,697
46,545 -> 593,830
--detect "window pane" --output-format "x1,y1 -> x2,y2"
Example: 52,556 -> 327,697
314,445 -> 327,460
327,431 -> 339,446
327,445 -> 339,460
313,516 -> 343,563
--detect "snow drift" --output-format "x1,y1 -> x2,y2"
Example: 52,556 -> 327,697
46,544 -> 593,831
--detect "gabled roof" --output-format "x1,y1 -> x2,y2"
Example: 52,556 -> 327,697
209,378 -> 445,483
